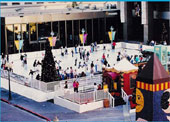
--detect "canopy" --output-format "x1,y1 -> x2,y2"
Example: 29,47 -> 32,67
113,58 -> 138,72
103,72 -> 119,80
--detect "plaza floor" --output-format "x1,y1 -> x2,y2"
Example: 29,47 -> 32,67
1,88 -> 135,121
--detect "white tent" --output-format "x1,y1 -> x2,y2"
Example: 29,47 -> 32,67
113,58 -> 138,72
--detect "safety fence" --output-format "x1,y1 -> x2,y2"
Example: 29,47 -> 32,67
1,69 -> 102,93
60,89 -> 114,107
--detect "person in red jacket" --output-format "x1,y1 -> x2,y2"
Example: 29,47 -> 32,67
112,42 -> 116,49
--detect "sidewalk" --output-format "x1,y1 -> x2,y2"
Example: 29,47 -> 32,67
1,88 -> 127,121
1,101 -> 46,121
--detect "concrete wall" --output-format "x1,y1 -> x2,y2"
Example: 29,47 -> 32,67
54,96 -> 103,113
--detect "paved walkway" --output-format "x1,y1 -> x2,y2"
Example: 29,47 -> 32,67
1,88 -> 131,121
1,101 -> 46,121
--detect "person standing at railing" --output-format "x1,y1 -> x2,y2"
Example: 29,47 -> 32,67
73,81 -> 76,92
75,81 -> 79,93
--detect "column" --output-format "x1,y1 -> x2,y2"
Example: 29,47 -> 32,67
5,26 -> 8,54
121,2 -> 133,41
85,19 -> 87,45
65,20 -> 67,47
72,20 -> 74,46
92,19 -> 94,42
142,2 -> 154,44
104,17 -> 106,43
98,18 -> 100,43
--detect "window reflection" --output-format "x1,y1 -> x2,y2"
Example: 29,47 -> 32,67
38,22 -> 51,39
30,23 -> 37,41
14,24 -> 21,41
6,25 -> 14,54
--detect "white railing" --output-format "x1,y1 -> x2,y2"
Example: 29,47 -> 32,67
60,90 -> 111,105
121,88 -> 128,102
121,88 -> 131,121
107,92 -> 115,108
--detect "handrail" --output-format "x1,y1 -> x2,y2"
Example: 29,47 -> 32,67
107,91 -> 115,108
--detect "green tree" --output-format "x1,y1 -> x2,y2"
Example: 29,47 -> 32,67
41,39 -> 57,82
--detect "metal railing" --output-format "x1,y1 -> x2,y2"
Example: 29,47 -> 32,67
59,89 -> 115,107
60,90 -> 107,104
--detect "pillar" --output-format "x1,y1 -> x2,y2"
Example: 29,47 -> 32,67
142,2 -> 154,44
72,20 -> 74,46
65,20 -> 67,47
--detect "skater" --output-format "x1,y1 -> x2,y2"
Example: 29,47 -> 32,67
75,58 -> 77,66
71,50 -> 74,57
75,44 -> 78,54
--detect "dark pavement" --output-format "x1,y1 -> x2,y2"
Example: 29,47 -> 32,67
1,88 -> 125,121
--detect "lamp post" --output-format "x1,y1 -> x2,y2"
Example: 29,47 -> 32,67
17,34 -> 21,55
81,28 -> 85,49
51,31 -> 54,50
6,63 -> 12,100
110,26 -> 114,48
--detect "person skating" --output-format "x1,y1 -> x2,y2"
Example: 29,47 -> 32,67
71,50 -> 74,57
75,58 -> 77,66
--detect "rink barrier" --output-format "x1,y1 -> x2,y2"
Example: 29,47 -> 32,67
1,98 -> 51,122
1,69 -> 102,93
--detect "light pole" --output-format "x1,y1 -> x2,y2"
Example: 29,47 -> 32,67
17,34 -> 21,55
6,63 -> 12,100
51,31 -> 54,50
81,28 -> 85,49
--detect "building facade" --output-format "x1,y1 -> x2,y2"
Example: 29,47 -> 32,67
1,2 -> 120,54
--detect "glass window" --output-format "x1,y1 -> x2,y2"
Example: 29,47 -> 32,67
30,23 -> 37,41
59,21 -> 66,47
99,18 -> 105,44
14,24 -> 21,41
93,19 -> 99,43
1,3 -> 8,6
73,20 -> 79,46
38,22 -> 51,39
22,24 -> 29,52
6,25 -> 15,54
87,19 -> 92,45
25,2 -> 32,5
67,21 -> 73,47
12,2 -> 20,5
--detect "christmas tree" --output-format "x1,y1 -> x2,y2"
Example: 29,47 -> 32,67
41,39 -> 57,82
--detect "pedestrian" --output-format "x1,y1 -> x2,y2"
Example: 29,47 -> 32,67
91,61 -> 94,69
112,42 -> 116,49
75,44 -> 78,54
73,81 -> 76,92
76,81 -> 79,92
94,83 -> 98,91
75,58 -> 77,66
139,42 -> 143,52
78,61 -> 81,69
102,53 -> 106,60
33,59 -> 37,68
71,50 -> 74,57
70,67 -> 74,78
64,81 -> 68,89
97,84 -> 102,90
95,60 -> 98,72
65,47 -> 68,55
36,74 -> 40,80
117,52 -> 121,62
74,69 -> 77,78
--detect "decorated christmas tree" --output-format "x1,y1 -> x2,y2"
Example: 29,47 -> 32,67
41,39 -> 57,82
